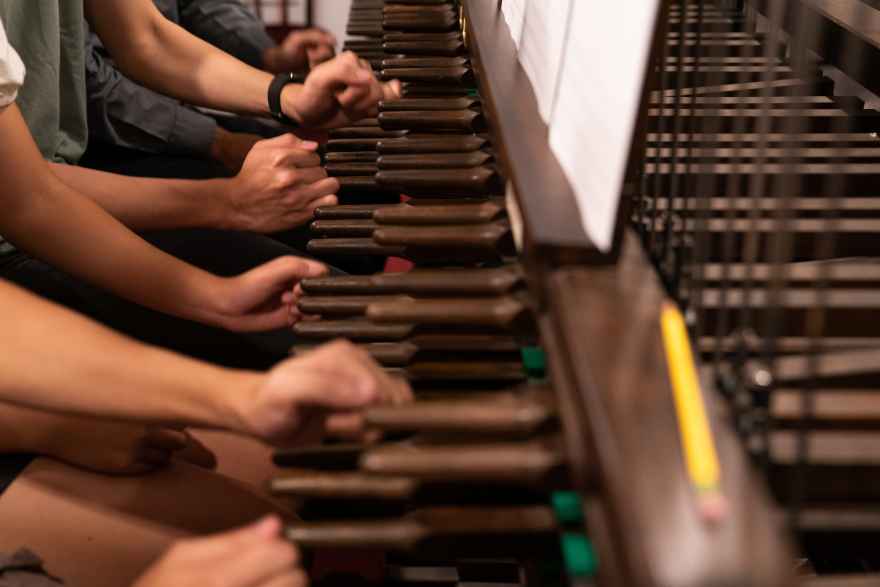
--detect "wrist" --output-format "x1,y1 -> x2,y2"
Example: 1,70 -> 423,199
280,84 -> 305,125
212,176 -> 244,231
0,407 -> 85,459
177,269 -> 236,328
213,368 -> 266,435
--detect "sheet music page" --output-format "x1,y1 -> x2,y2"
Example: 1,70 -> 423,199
501,0 -> 526,48
519,0 -> 572,121
549,0 -> 660,252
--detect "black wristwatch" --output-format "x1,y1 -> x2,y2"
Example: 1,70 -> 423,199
268,72 -> 304,126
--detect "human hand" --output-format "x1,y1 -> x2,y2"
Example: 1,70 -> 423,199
224,133 -> 338,233
212,256 -> 328,332
282,52 -> 401,129
132,516 -> 304,587
39,414 -> 216,475
234,340 -> 413,446
265,28 -> 337,72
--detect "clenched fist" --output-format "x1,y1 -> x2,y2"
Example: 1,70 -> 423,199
222,133 -> 339,233
264,28 -> 337,72
282,52 -> 402,129
234,340 -> 413,446
132,516 -> 304,587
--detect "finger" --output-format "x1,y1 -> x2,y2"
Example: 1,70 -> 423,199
351,92 -> 383,119
288,312 -> 319,328
392,379 -> 415,409
290,257 -> 329,278
306,193 -> 339,211
291,341 -> 385,408
383,375 -> 413,406
231,306 -> 290,332
383,80 -> 403,102
309,46 -> 335,67
358,356 -> 406,407
271,344 -> 365,406
261,569 -> 309,587
346,80 -> 384,119
292,166 -> 330,186
145,428 -> 190,452
276,166 -> 328,191
255,256 -> 330,285
325,412 -> 366,439
315,52 -> 372,93
228,258 -> 329,332
137,447 -> 173,468
219,540 -> 300,587
319,29 -> 338,47
175,432 -> 218,470
284,179 -> 340,207
186,516 -> 284,557
335,83 -> 371,112
295,29 -> 336,48
276,149 -> 322,168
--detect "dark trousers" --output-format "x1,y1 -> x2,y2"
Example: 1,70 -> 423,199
0,228 -> 298,369
2,145 -> 304,368
0,140 -> 305,492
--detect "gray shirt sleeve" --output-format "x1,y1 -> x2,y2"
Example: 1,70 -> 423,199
178,0 -> 276,69
84,32 -> 217,157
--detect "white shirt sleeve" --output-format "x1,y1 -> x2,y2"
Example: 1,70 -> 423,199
0,18 -> 25,109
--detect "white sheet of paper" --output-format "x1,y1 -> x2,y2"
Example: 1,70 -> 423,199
549,0 -> 660,252
519,0 -> 573,121
502,0 -> 527,48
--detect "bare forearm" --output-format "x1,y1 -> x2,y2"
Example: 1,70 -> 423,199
86,0 -> 394,132
0,105 -> 229,325
0,280 -> 257,429
50,163 -> 230,231
0,403 -> 50,453
86,0 -> 276,118
3,177 -> 219,321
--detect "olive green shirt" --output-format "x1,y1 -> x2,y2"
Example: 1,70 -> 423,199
0,1 -> 87,256
0,1 -> 87,164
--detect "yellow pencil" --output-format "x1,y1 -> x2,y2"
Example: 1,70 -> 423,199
660,302 -> 728,523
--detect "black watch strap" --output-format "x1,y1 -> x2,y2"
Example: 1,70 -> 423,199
268,72 -> 300,126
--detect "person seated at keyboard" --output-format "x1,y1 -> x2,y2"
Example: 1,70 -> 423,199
0,2 -> 399,365
0,276 -> 410,586
84,0 -> 339,176
0,9 -> 410,468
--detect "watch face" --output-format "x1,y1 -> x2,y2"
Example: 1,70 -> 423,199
243,0 -> 309,28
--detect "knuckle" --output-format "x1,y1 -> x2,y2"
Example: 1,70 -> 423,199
276,542 -> 299,566
278,170 -> 300,186
327,338 -> 355,355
